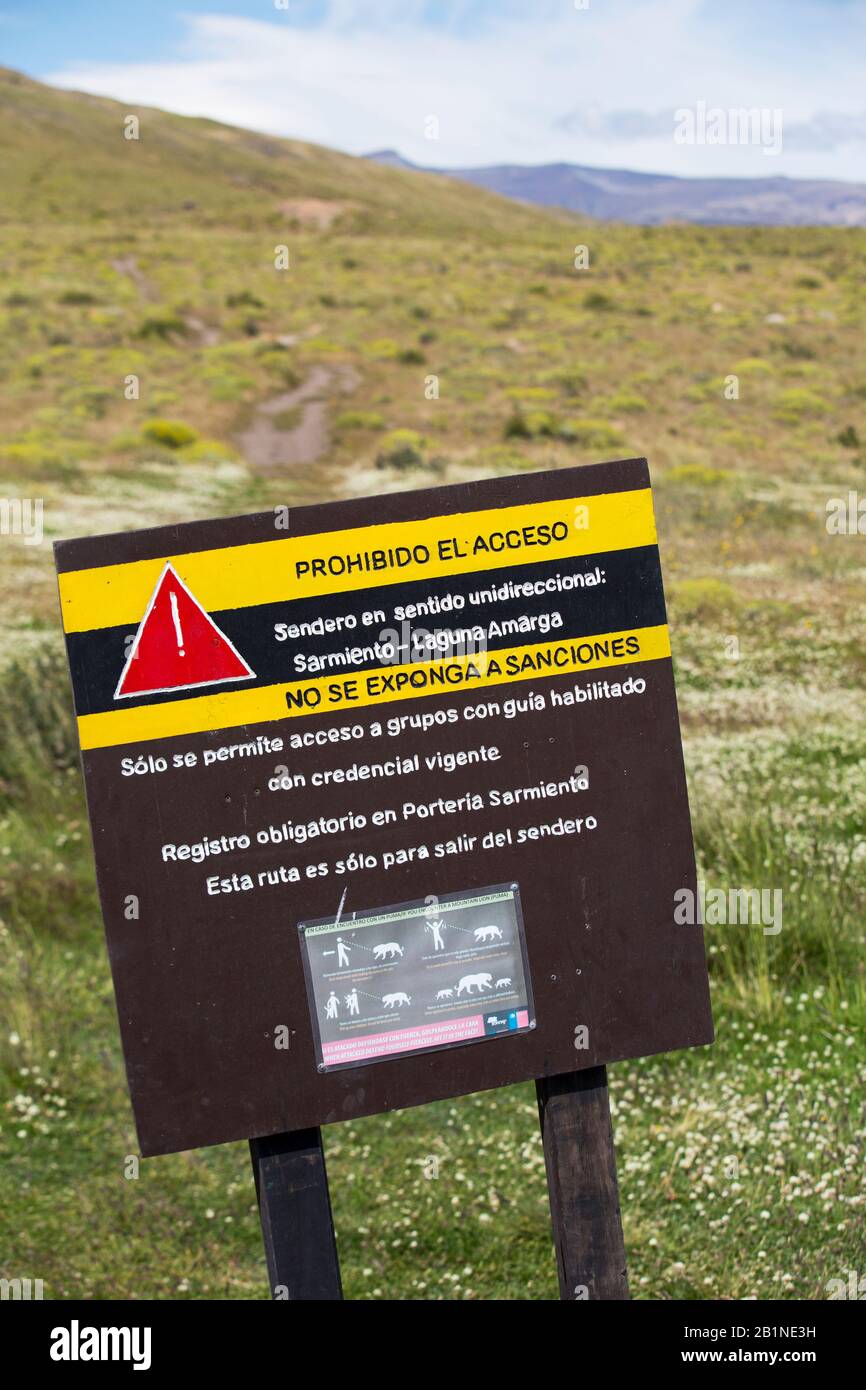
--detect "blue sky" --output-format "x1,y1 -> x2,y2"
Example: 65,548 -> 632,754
2,0 -> 864,179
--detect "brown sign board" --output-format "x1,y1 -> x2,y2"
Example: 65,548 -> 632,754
55,457 -> 713,1157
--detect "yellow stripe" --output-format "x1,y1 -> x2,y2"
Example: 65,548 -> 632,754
59,489 -> 656,634
77,625 -> 670,749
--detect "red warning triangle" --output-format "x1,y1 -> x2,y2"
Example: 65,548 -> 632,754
115,563 -> 255,699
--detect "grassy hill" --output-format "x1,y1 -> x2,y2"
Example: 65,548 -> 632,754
0,66 -> 558,237
0,68 -> 864,1302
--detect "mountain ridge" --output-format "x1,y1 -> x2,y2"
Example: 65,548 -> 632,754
366,148 -> 866,226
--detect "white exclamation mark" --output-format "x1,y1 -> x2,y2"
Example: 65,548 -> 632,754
170,589 -> 185,657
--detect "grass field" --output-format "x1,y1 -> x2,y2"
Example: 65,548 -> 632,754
0,68 -> 864,1300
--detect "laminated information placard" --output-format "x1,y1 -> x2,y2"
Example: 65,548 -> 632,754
299,883 -> 534,1070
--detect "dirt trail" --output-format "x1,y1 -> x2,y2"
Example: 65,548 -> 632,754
111,255 -> 219,344
111,253 -> 358,475
183,314 -> 221,347
236,363 -> 360,472
111,255 -> 157,303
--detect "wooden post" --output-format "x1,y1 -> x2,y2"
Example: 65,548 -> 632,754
536,1067 -> 630,1300
249,1127 -> 343,1300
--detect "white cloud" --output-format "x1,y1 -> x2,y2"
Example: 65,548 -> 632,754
784,110 -> 866,153
44,2 -> 866,181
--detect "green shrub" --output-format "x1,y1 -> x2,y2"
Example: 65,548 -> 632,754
671,577 -> 741,621
181,438 -> 237,462
109,431 -> 142,453
779,339 -> 815,361
70,388 -> 113,420
58,289 -> 97,306
504,410 -> 532,439
504,409 -> 559,439
304,337 -> 342,354
255,350 -> 300,388
666,463 -> 730,486
136,313 -> 188,341
2,440 -> 77,476
336,410 -> 386,431
0,646 -> 78,799
555,370 -> 589,399
481,445 -> 537,472
773,388 -> 828,423
203,373 -> 254,401
607,390 -> 649,413
141,419 -> 199,449
525,410 -> 557,437
733,357 -> 773,377
506,387 -> 556,403
363,338 -> 400,359
226,290 -> 264,308
375,428 -> 424,471
559,418 -> 625,449
505,408 -> 625,447
837,425 -> 860,450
